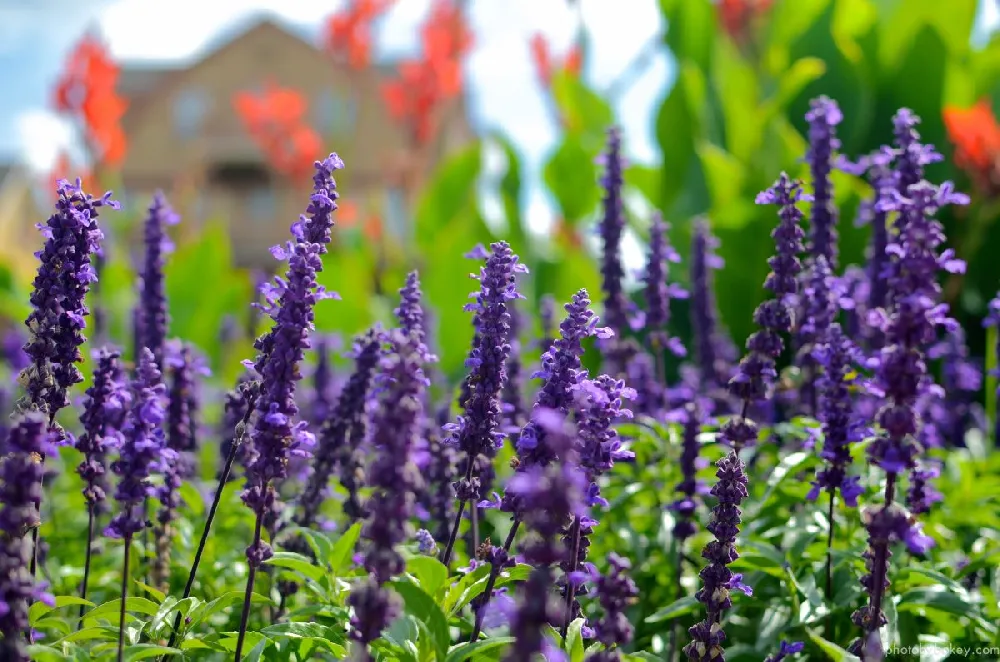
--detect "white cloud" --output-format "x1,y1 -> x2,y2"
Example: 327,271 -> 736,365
15,110 -> 76,173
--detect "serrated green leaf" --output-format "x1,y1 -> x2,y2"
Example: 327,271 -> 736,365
265,551 -> 326,583
393,579 -> 451,662
328,521 -> 362,576
407,555 -> 450,600
565,617 -> 586,662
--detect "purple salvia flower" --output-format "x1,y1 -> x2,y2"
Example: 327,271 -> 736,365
849,503 -> 933,656
892,108 -> 943,199
2,328 -> 29,373
794,256 -> 838,416
502,302 -> 527,433
311,336 -> 334,426
219,376 -> 251,482
927,328 -> 982,448
764,640 -> 805,662
984,294 -> 1000,442
497,289 -> 612,514
139,192 -> 178,370
689,220 -> 732,405
670,401 -> 703,541
395,271 -> 436,364
504,409 -> 587,662
349,328 -> 426,646
807,323 -> 864,507
596,127 -> 630,344
76,348 -> 130,513
0,414 -> 56,660
442,242 -> 526,563
683,450 -> 750,662
106,348 -> 173,539
165,341 -> 206,478
415,529 -> 437,556
587,553 -> 638,662
298,327 -> 383,528
643,213 -> 687,356
905,462 -> 943,515
805,96 -> 843,269
539,294 -> 557,352
20,179 -> 118,419
424,412 -> 458,544
626,352 -> 665,418
294,153 -> 345,254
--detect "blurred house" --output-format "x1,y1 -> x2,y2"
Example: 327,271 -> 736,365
117,16 -> 475,268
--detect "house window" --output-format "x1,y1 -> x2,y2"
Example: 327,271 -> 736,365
174,86 -> 209,139
247,187 -> 276,223
314,88 -> 357,134
384,186 -> 406,238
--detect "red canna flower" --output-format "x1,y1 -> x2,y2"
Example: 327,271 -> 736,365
52,31 -> 128,168
322,0 -> 395,70
379,0 -> 471,146
233,82 -> 324,182
944,100 -> 1000,178
529,33 -> 582,88
717,0 -> 773,43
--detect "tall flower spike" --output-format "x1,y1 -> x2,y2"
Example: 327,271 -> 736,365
139,192 -> 179,370
689,220 -> 731,404
644,212 -> 687,357
349,328 -> 427,648
298,326 -> 383,528
794,255 -> 837,416
295,152 -> 345,253
983,294 -> 1000,443
395,270 -> 436,364
670,401 -> 703,541
596,127 -> 632,374
0,414 -> 56,660
504,409 -> 587,662
77,348 -> 130,513
587,553 -> 639,662
805,96 -> 842,269
219,377 -> 251,482
20,179 -> 118,419
106,348 -> 172,540
441,241 -> 527,565
502,302 -> 527,433
311,336 -> 334,426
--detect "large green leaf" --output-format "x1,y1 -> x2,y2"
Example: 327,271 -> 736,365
658,0 -> 716,72
543,135 -> 602,224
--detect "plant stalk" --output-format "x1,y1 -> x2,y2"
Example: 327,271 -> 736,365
469,518 -> 521,642
78,506 -> 96,626
440,498 -> 467,567
667,538 -> 684,662
559,516 -> 583,642
824,489 -> 837,642
118,532 -> 133,662
234,515 -> 264,661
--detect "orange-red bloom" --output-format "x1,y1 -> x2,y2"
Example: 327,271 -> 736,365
717,0 -> 773,42
52,32 -> 128,168
233,82 -> 323,182
322,0 -> 395,69
380,0 -> 471,146
944,100 -> 1000,196
529,33 -> 582,88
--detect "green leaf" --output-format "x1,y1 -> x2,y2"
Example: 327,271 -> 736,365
29,595 -> 95,626
54,626 -> 118,644
260,622 -> 346,646
328,521 -> 362,576
187,591 -> 272,629
896,586 -> 978,619
808,632 -> 861,661
550,72 -> 614,141
124,645 -> 182,661
659,0 -> 716,71
565,617 -> 586,662
392,580 -> 451,662
543,136 -> 601,224
697,143 -> 751,229
415,141 -> 483,254
445,637 -> 515,662
84,597 -> 160,626
265,551 -> 326,583
764,58 -> 828,118
177,481 -> 206,520
831,0 -> 877,63
26,644 -> 70,662
711,36 -> 761,162
243,635 -> 271,662
407,555 -> 450,599
443,563 -> 491,615
644,595 -> 700,623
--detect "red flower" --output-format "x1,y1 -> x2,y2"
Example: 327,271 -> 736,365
717,0 -> 773,42
944,100 -> 1000,196
529,33 -> 582,88
233,82 -> 323,182
322,0 -> 395,69
52,32 -> 128,168
379,0 -> 471,146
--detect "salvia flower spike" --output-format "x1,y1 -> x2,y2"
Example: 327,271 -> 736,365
586,552 -> 639,662
643,212 -> 687,358
139,192 -> 179,370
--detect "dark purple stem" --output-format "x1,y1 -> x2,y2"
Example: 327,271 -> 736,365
78,505 -> 96,626
118,533 -> 133,662
559,516 -> 583,641
234,515 -> 263,661
469,518 -> 521,642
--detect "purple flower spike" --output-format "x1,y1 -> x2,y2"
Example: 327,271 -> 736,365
689,220 -> 733,404
349,328 -> 427,645
21,179 -> 118,419
644,213 -> 687,356
77,348 -> 130,512
139,192 -> 179,369
294,153 -> 344,254
597,127 -> 629,343
396,271 -> 436,365
670,401 -> 703,540
765,640 -> 805,662
805,96 -> 842,269
588,553 -> 638,662
107,348 -> 173,540
0,413 -> 57,660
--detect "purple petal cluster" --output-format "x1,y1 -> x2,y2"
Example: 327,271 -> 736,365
298,327 -> 383,528
684,451 -> 750,662
21,179 -> 118,418
689,220 -> 732,402
219,377 -> 251,481
588,553 -> 638,662
596,127 -> 629,343
139,192 -> 179,369
349,328 -> 427,645
805,96 -> 842,268
670,401 -> 703,541
0,413 -> 56,660
927,328 -> 982,448
497,289 -> 611,516
165,341 -> 206,478
502,302 -> 526,433
849,503 -> 933,654
446,242 -> 526,505
396,271 -> 436,364
76,348 -> 130,512
295,153 -> 345,253
311,336 -> 334,426
764,640 -> 805,662
106,348 -> 173,539
643,213 -> 687,356
807,323 -> 864,506
504,410 -> 587,662
795,255 -> 837,415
